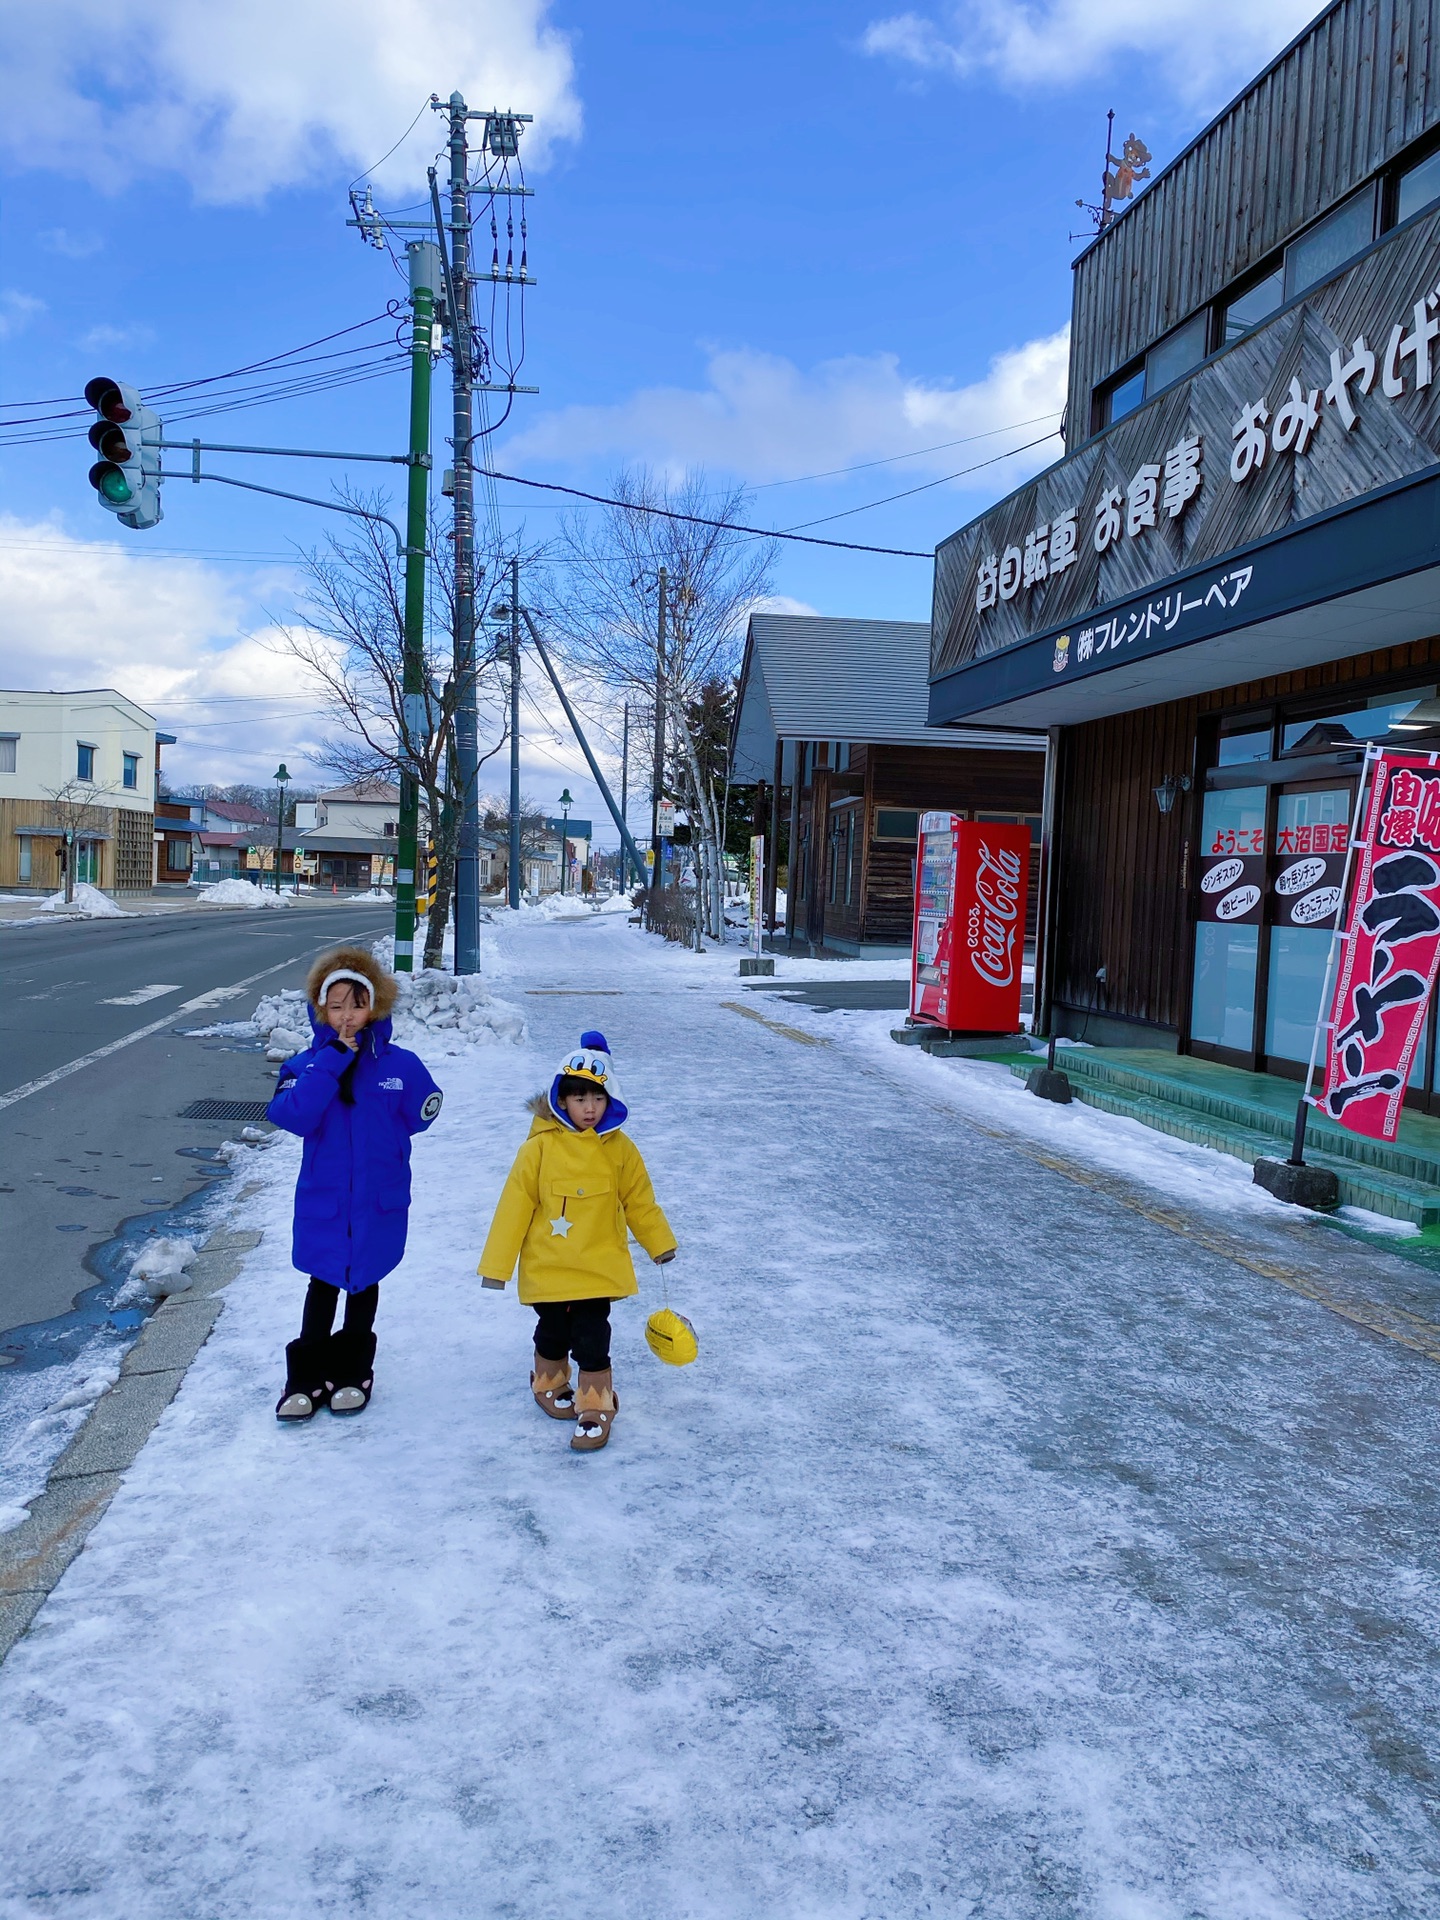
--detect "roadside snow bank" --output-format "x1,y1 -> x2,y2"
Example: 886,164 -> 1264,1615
195,879 -> 292,909
36,883 -> 130,919
250,964 -> 524,1063
129,1237 -> 199,1298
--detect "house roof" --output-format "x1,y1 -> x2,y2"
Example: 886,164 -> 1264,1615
205,798 -> 272,824
319,783 -> 401,803
731,614 -> 1045,780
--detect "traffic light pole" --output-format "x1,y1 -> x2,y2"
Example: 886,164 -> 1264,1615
394,241 -> 438,974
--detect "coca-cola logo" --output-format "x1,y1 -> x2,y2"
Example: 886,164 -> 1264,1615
970,839 -> 1022,987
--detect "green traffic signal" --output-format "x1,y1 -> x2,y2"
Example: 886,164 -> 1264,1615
90,462 -> 135,504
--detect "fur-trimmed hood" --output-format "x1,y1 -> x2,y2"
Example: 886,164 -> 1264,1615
305,944 -> 398,1018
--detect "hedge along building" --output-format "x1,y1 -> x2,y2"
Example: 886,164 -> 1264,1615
732,613 -> 1045,955
929,0 -> 1440,1114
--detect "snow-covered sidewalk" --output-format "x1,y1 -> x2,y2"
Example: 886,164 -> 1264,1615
0,912 -> 1437,1918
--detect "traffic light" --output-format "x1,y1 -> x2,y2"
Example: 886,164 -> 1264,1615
84,377 -> 163,530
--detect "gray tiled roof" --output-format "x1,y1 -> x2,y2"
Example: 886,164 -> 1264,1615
731,614 -> 1044,780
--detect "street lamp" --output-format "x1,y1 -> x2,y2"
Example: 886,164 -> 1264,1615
558,787 -> 574,895
272,763 -> 291,895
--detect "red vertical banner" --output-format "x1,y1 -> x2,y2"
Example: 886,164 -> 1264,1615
1318,752 -> 1440,1140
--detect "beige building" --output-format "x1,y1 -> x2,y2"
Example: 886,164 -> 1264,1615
0,688 -> 160,892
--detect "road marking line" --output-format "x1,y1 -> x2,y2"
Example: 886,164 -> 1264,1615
101,983 -> 182,1007
721,1001 -> 830,1047
0,952 -> 311,1114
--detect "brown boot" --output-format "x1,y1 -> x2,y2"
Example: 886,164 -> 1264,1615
531,1352 -> 576,1419
571,1369 -> 618,1451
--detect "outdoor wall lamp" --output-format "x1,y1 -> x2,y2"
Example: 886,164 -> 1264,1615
1152,773 -> 1192,815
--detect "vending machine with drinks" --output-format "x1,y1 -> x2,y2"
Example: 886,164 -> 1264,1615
910,812 -> 1030,1031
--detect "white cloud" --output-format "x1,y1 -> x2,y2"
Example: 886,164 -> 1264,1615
78,323 -> 156,353
0,1 -> 580,205
0,515 -> 327,786
501,329 -> 1070,498
39,228 -> 104,259
861,0 -> 1320,106
0,291 -> 45,341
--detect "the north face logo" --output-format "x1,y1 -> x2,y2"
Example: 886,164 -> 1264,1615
380,1076 -> 404,1090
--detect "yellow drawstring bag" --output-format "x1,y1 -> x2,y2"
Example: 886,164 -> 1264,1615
645,1307 -> 699,1367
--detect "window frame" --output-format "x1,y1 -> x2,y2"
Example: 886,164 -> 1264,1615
76,742 -> 97,783
122,751 -> 140,790
0,733 -> 17,775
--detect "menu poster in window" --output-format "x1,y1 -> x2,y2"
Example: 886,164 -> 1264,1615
1270,819 -> 1347,929
1198,824 -> 1265,927
1318,753 -> 1440,1140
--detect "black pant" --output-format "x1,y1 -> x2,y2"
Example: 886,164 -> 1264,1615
533,1298 -> 611,1372
301,1278 -> 378,1343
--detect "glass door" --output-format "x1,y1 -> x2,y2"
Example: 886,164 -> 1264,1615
1191,785 -> 1266,1062
1261,785 -> 1352,1068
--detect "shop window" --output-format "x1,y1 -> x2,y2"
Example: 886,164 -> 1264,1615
1220,265 -> 1284,345
18,838 -> 31,881
1216,726 -> 1273,765
874,809 -> 919,842
977,811 -> 1042,844
122,752 -> 139,790
1284,186 -> 1377,301
76,742 -> 96,782
1145,313 -> 1208,394
1396,147 -> 1440,225
0,735 -> 16,774
1098,364 -> 1146,428
1281,688 -> 1437,754
1190,785 -> 1265,1054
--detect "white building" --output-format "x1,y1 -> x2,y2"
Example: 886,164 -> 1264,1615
295,782 -> 402,891
0,688 -> 160,892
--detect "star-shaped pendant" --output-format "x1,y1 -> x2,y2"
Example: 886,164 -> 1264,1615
549,1215 -> 573,1237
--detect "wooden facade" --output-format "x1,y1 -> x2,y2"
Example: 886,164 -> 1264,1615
0,797 -> 153,892
1068,0 -> 1440,434
786,741 -> 1044,953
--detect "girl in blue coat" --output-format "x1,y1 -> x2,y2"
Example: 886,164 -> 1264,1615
268,945 -> 442,1421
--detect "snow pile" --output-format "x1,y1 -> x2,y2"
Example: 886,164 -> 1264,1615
128,1236 -> 198,1298
195,879 -> 292,909
345,888 -> 392,902
0,1352 -> 123,1533
35,883 -> 129,919
249,966 -> 524,1062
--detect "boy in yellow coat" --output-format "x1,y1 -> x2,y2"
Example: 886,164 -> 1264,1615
479,1031 -> 676,1451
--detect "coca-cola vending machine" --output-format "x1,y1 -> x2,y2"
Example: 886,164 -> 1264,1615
910,813 -> 1030,1031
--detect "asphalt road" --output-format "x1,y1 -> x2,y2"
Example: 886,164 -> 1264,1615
0,901 -> 391,1340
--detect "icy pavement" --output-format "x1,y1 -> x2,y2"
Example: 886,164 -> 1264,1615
1,914 -> 1438,1918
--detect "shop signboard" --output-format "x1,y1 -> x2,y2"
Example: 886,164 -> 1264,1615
657,802 -> 676,839
910,813 -> 1029,1031
932,205 -> 1440,691
1317,752 -> 1440,1140
1197,818 -> 1266,929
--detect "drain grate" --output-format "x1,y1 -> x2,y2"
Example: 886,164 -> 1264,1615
179,1098 -> 271,1122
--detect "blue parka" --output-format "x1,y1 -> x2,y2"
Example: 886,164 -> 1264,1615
268,1013 -> 442,1292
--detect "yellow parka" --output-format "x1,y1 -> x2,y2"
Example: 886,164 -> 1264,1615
478,1103 -> 676,1304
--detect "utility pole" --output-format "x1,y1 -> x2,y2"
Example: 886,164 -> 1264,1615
509,554 -> 522,907
650,565 -> 667,898
445,92 -> 481,975
395,240 -> 437,973
620,702 -> 630,888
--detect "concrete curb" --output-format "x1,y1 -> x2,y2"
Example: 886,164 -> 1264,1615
0,1225 -> 263,1668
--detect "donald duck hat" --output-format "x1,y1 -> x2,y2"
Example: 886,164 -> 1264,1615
548,1029 -> 627,1133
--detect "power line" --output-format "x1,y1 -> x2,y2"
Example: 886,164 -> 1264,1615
750,412 -> 1064,491
471,466 -> 932,558
781,428 -> 1062,532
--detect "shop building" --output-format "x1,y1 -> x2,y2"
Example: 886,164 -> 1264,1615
733,613 -> 1045,954
927,0 -> 1440,1201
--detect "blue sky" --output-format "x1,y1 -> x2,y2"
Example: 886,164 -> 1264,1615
0,0 -> 1319,830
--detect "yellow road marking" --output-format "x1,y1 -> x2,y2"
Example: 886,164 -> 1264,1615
721,1001 -> 830,1047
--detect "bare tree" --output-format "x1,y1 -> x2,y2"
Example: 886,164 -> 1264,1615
544,466 -> 776,941
44,780 -> 111,903
271,494 -> 512,967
